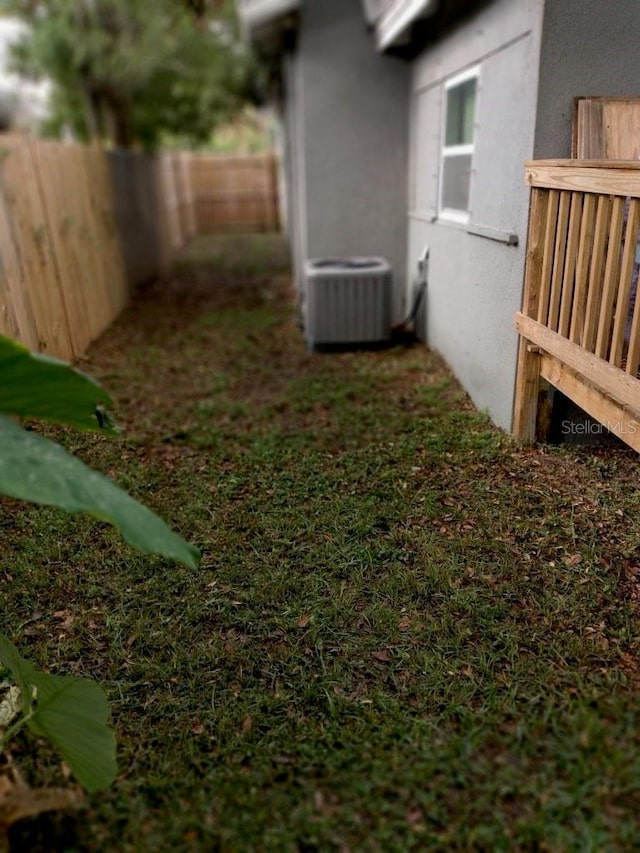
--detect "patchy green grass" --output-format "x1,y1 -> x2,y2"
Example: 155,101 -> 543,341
2,234 -> 640,851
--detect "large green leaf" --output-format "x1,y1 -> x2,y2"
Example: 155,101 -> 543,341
0,637 -> 116,793
27,671 -> 117,793
0,335 -> 117,434
0,415 -> 200,569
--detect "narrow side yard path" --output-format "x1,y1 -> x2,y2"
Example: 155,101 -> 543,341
3,235 -> 640,850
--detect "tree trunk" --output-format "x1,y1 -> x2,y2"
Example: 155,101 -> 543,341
104,92 -> 134,149
81,81 -> 103,142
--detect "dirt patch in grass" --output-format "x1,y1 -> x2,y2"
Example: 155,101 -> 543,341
3,234 -> 640,851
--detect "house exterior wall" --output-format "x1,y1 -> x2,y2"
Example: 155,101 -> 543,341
534,0 -> 640,158
407,0 -> 544,429
281,49 -> 307,289
283,0 -> 410,321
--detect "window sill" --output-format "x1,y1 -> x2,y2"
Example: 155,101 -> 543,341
409,211 -> 519,246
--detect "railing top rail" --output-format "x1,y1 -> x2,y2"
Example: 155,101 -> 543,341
526,159 -> 640,169
526,160 -> 640,198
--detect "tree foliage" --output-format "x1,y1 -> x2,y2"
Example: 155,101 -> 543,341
2,0 -> 262,148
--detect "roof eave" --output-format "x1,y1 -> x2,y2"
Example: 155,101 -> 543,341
237,0 -> 300,50
376,0 -> 438,51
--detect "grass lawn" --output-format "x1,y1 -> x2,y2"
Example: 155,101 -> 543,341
2,234 -> 640,851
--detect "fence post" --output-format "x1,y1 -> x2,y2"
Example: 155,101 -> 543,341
158,153 -> 182,253
513,187 -> 548,441
268,153 -> 280,232
180,153 -> 197,241
153,154 -> 173,279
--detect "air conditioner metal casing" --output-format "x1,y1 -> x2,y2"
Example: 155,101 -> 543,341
303,257 -> 392,348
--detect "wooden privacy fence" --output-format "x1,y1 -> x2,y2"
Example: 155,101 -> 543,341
156,152 -> 279,242
514,159 -> 640,452
0,138 -> 279,361
0,135 -> 130,361
188,152 -> 280,233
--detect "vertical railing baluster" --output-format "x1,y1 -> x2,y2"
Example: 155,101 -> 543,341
536,189 -> 559,324
626,281 -> 640,376
610,198 -> 640,366
570,192 -> 596,343
558,192 -> 583,337
547,191 -> 572,332
595,195 -> 625,358
582,194 -> 611,351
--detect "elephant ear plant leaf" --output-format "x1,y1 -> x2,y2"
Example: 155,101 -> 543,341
0,335 -> 117,433
0,335 -> 200,568
0,333 -> 200,813
0,637 -> 116,794
0,414 -> 199,567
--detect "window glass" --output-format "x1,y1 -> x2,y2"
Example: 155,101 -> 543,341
440,68 -> 478,221
445,78 -> 477,147
441,153 -> 472,212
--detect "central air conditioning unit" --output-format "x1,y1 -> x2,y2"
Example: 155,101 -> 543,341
303,257 -> 392,349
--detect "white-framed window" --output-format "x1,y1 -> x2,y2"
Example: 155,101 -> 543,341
439,65 -> 479,223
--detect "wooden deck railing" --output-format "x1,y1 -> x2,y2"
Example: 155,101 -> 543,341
513,160 -> 640,451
